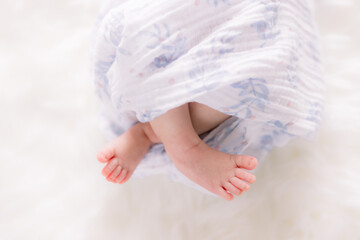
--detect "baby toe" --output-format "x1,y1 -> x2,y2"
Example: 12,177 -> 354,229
234,168 -> 256,184
229,177 -> 250,191
97,152 -> 107,163
107,165 -> 122,182
232,155 -> 258,170
116,169 -> 128,184
121,170 -> 132,183
102,158 -> 118,177
97,146 -> 115,163
223,182 -> 242,196
217,187 -> 234,201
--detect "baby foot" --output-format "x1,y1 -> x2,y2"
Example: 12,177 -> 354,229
96,123 -> 154,184
166,141 -> 258,200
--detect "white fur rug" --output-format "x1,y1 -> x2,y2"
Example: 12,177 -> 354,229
1,0 -> 359,239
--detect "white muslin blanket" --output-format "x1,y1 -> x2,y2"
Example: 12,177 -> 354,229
92,0 -> 325,193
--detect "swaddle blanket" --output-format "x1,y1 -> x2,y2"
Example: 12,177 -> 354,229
92,0 -> 325,193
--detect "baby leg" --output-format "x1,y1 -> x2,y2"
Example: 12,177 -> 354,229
150,103 -> 258,200
189,102 -> 231,135
97,102 -> 232,184
141,102 -> 232,143
97,102 -> 257,195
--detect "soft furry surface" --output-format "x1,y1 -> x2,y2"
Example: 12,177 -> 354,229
1,0 -> 359,239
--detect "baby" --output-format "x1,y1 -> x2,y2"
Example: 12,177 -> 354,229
97,103 -> 258,201
93,0 -> 324,201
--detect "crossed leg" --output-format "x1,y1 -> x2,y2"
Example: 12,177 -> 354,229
149,103 -> 257,200
97,102 -> 258,200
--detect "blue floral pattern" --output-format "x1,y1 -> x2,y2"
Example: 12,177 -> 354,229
250,2 -> 280,47
229,78 -> 269,118
188,32 -> 242,93
206,0 -> 232,7
93,11 -> 126,100
306,101 -> 323,124
260,120 -> 295,151
140,23 -> 187,69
